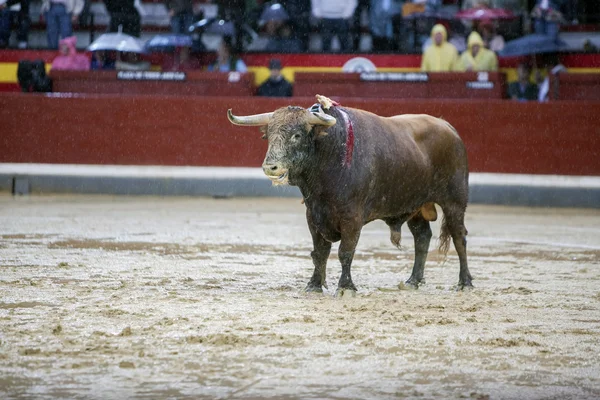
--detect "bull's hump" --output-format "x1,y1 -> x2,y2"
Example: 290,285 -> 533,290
390,114 -> 459,138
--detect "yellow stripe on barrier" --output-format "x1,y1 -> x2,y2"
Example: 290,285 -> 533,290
0,63 -> 18,83
0,62 -> 51,83
248,66 -> 423,85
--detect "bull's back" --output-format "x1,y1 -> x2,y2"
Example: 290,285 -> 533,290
352,110 -> 468,214
386,114 -> 467,174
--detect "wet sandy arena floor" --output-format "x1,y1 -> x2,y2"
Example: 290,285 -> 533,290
0,195 -> 599,399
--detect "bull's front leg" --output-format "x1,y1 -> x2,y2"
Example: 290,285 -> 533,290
336,225 -> 362,297
305,215 -> 332,293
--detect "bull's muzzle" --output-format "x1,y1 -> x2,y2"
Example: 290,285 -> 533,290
262,163 -> 289,185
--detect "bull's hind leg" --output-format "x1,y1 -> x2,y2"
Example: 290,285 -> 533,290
443,205 -> 473,290
305,216 -> 332,293
404,213 -> 432,289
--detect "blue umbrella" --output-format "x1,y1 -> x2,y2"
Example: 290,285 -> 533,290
144,34 -> 193,52
500,34 -> 569,57
259,3 -> 289,26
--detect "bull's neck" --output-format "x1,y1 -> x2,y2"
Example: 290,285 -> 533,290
296,117 -> 353,200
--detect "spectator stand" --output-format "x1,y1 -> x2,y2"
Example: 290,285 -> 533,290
6,0 -> 218,50
0,0 -> 598,55
1,0 -> 600,93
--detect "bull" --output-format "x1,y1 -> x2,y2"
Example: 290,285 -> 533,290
227,95 -> 472,296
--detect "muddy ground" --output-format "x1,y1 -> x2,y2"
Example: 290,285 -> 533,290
0,195 -> 599,399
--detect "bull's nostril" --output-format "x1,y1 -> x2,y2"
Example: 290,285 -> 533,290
270,165 -> 278,171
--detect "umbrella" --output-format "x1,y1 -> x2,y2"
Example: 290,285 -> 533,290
403,10 -> 453,21
189,18 -> 236,36
455,7 -> 516,20
259,3 -> 289,26
500,34 -> 569,57
144,34 -> 193,52
88,32 -> 145,53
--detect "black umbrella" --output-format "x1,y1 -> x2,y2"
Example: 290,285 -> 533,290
144,34 -> 193,53
500,34 -> 569,57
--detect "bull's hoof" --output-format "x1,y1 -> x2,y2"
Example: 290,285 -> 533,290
455,281 -> 474,291
335,288 -> 357,298
400,277 -> 424,290
304,282 -> 324,293
399,280 -> 419,290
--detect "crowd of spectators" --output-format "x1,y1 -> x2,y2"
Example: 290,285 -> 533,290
0,0 -> 584,52
2,0 -> 589,100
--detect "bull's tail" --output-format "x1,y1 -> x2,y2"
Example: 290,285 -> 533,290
438,214 -> 452,256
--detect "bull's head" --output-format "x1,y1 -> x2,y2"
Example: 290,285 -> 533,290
227,105 -> 336,185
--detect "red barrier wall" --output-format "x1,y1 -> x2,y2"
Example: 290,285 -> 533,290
552,74 -> 600,101
1,93 -> 599,175
50,71 -> 256,97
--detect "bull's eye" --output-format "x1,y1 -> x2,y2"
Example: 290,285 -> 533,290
292,134 -> 301,140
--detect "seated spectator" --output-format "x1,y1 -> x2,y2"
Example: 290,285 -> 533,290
207,37 -> 247,73
163,46 -> 201,71
116,51 -> 150,71
51,36 -> 90,71
507,63 -> 538,101
531,0 -> 566,40
421,24 -> 459,72
41,0 -> 84,49
265,22 -> 303,53
478,19 -> 504,52
90,50 -> 116,70
583,39 -> 597,53
257,59 -> 293,97
422,19 -> 467,54
537,54 -> 566,102
311,0 -> 357,53
0,0 -> 29,49
17,59 -> 52,92
458,31 -> 498,71
165,0 -> 194,34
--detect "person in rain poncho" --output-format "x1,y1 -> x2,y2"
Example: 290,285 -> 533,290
51,36 -> 90,71
421,24 -> 459,72
457,31 -> 498,71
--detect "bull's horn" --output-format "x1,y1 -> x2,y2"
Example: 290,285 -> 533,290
227,109 -> 273,126
307,110 -> 337,127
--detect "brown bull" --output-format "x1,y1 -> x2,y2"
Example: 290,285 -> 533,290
228,95 -> 472,295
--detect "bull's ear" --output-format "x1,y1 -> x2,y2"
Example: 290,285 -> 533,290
259,126 -> 268,140
313,126 -> 328,138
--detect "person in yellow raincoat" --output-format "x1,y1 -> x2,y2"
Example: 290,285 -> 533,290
457,31 -> 498,72
420,24 -> 459,72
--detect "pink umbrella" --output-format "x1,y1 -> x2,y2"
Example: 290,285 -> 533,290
455,7 -> 516,20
